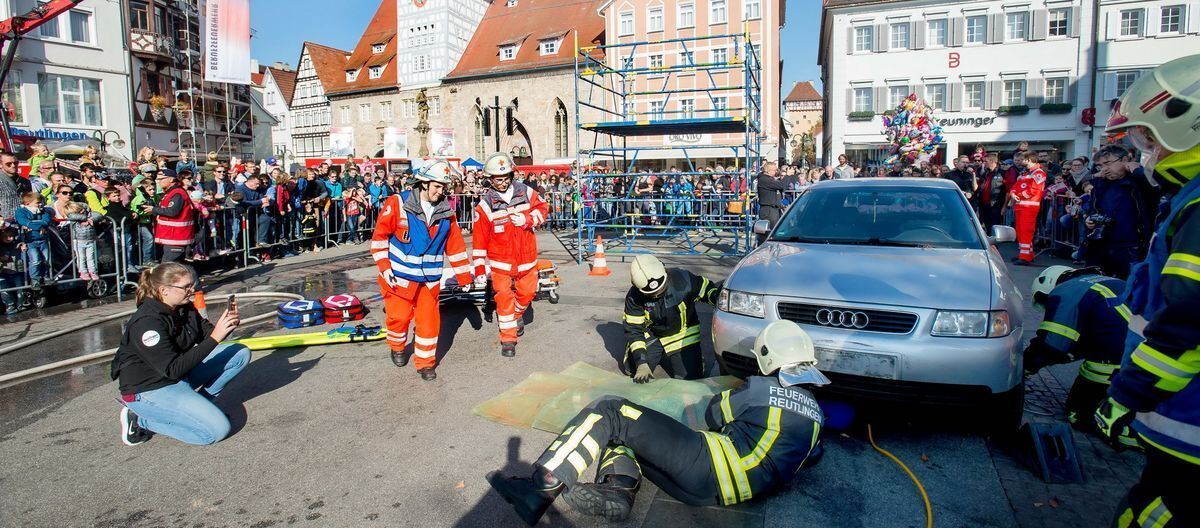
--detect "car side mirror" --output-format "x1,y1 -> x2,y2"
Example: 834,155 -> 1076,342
753,220 -> 771,235
989,225 -> 1016,244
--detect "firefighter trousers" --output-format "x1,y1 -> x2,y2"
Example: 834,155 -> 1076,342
535,397 -> 723,507
1015,203 -> 1040,262
494,271 -> 537,344
379,278 -> 442,370
644,338 -> 705,380
1113,444 -> 1199,527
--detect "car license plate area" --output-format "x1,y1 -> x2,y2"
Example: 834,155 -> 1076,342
815,347 -> 898,380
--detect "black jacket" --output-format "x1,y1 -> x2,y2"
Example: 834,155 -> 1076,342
756,173 -> 786,208
111,298 -> 217,395
623,268 -> 722,371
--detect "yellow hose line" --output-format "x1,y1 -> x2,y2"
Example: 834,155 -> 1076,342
867,424 -> 933,528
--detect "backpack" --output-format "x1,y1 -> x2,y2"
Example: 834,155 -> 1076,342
277,299 -> 325,329
321,294 -> 368,323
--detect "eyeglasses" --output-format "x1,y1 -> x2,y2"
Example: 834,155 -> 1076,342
2,162 -> 16,166
163,283 -> 195,295
57,191 -> 71,195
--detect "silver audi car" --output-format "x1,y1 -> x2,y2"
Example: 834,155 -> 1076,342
713,178 -> 1026,425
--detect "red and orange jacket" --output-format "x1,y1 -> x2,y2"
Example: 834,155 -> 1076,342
372,191 -> 472,299
472,181 -> 549,277
1011,167 -> 1047,207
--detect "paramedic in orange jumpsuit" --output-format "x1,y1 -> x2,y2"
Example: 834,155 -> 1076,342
371,160 -> 475,381
472,152 -> 550,358
1008,151 -> 1047,265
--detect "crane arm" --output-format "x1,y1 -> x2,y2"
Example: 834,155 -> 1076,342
0,0 -> 84,41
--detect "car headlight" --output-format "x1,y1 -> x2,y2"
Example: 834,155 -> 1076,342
931,310 -> 1011,337
718,289 -> 765,318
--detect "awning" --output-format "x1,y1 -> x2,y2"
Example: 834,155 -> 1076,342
461,157 -> 484,168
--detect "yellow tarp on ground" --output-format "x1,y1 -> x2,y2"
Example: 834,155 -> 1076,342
473,362 -> 743,433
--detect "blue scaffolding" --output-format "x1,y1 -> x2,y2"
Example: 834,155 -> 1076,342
573,29 -> 763,262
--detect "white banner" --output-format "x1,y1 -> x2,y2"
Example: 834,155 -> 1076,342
329,127 -> 354,157
203,0 -> 252,85
383,127 -> 408,158
431,128 -> 455,157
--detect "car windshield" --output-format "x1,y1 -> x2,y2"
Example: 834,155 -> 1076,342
770,186 -> 984,250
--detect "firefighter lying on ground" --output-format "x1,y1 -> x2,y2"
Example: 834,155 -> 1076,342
622,254 -> 723,382
1025,265 -> 1138,447
486,320 -> 825,525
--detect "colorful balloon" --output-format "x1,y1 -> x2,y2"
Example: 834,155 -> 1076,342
879,92 -> 943,169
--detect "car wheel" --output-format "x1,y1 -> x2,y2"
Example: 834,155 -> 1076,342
986,380 -> 1025,437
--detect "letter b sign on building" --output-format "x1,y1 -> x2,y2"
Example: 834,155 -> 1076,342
948,52 -> 960,69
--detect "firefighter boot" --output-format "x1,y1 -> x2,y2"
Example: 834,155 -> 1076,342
390,350 -> 411,368
561,477 -> 636,522
501,342 -> 517,357
517,315 -> 525,337
486,470 -> 563,526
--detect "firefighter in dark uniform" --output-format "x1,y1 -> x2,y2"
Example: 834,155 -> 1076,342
1025,265 -> 1137,446
486,320 -> 825,525
1093,54 -> 1200,527
623,254 -> 722,382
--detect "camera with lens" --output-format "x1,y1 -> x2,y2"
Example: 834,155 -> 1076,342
1086,214 -> 1113,241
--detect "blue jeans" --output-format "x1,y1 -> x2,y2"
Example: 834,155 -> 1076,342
138,225 -> 155,265
24,239 -> 49,282
343,214 -> 360,242
123,343 -> 251,445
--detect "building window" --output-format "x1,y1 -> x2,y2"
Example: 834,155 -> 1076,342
1120,9 -> 1143,37
346,69 -> 358,82
1116,71 -> 1140,98
925,84 -> 946,110
711,48 -> 727,64
554,101 -> 568,158
506,0 -> 517,7
650,100 -> 665,119
360,104 -> 371,122
430,97 -> 441,116
1161,5 -> 1183,34
1003,80 -> 1026,106
649,54 -> 664,69
68,11 -> 91,44
887,86 -> 908,109
964,81 -> 984,109
679,51 -> 694,66
403,99 -> 416,118
852,87 -> 872,112
415,55 -> 432,72
267,91 -> 275,105
648,6 -> 664,32
889,22 -> 910,50
3,70 -> 22,123
680,98 -> 695,119
711,0 -> 726,24
339,106 -> 350,123
369,65 -> 383,79
129,2 -> 149,31
743,0 -> 760,21
500,45 -> 517,61
1048,9 -> 1069,37
618,11 -> 634,36
712,96 -> 727,117
853,26 -> 873,52
1005,12 -> 1027,41
1045,78 -> 1068,104
372,43 -> 385,54
927,19 -> 947,47
678,3 -> 695,28
966,16 -> 987,44
380,101 -> 393,121
539,39 -> 559,55
38,73 -> 102,126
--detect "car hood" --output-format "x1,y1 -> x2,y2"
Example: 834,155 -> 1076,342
727,242 -> 996,310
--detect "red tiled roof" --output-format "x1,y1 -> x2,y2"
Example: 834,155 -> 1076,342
445,0 -> 606,81
267,67 -> 297,106
303,41 -> 352,91
326,0 -> 398,95
784,81 -> 822,103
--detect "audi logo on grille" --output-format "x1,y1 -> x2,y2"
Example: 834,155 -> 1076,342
815,309 -> 870,329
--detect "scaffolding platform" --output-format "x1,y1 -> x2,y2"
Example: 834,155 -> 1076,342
580,116 -> 750,137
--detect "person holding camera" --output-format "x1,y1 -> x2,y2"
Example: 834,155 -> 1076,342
1083,145 -> 1159,279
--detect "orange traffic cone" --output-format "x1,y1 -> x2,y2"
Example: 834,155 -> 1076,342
589,236 -> 612,276
193,290 -> 209,320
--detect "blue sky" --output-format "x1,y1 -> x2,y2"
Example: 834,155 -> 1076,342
250,0 -> 822,90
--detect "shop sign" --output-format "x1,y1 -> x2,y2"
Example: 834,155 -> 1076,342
664,133 -> 711,146
938,115 -> 998,129
8,127 -> 90,140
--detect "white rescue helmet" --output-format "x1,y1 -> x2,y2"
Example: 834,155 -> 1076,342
415,160 -> 456,185
1105,54 -> 1200,154
752,320 -> 829,387
630,255 -> 668,297
1031,265 -> 1076,310
483,152 -> 515,177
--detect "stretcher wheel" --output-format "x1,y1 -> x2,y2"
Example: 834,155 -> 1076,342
86,279 -> 109,299
548,290 -> 560,304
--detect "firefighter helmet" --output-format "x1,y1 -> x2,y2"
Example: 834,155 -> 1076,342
415,160 -> 456,185
1032,265 -> 1076,310
483,152 -> 515,177
1105,54 -> 1200,153
630,255 -> 668,297
752,320 -> 829,386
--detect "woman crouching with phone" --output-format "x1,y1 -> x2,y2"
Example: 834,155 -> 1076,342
111,262 -> 247,446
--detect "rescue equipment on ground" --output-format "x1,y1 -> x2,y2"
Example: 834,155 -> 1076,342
276,299 -> 326,329
321,294 -> 368,323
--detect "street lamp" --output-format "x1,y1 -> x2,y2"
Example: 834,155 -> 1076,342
91,130 -> 126,156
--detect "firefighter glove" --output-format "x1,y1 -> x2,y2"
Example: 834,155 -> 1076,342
509,213 -> 527,228
633,364 -> 654,384
381,269 -> 400,288
1094,398 -> 1134,450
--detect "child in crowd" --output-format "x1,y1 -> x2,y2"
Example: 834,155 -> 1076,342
0,227 -> 26,314
299,201 -> 321,253
189,190 -> 211,261
342,188 -> 367,244
200,189 -> 223,252
28,142 -> 55,176
14,193 -> 54,287
102,186 -> 137,274
226,191 -> 244,251
63,202 -> 103,280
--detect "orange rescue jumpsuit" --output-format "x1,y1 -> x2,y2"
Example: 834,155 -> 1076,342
472,181 -> 549,345
1011,167 -> 1047,262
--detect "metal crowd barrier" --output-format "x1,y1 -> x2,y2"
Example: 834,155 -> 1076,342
1035,194 -> 1083,254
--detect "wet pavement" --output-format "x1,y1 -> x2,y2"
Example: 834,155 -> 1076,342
0,235 -> 1142,527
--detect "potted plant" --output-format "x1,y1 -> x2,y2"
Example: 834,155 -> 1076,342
1039,103 -> 1074,114
148,94 -> 167,120
997,105 -> 1030,116
848,111 -> 875,121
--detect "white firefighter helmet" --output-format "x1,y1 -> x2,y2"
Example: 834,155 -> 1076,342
483,152 -> 515,177
630,254 -> 668,297
752,320 -> 829,387
1105,54 -> 1200,154
1031,265 -> 1076,310
415,160 -> 456,185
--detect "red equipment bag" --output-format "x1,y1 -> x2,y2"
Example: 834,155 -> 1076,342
321,294 -> 369,323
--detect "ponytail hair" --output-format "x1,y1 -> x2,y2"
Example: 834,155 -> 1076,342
135,262 -> 195,306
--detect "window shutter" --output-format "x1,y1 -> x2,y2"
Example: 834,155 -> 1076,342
1027,78 -> 1043,108
948,82 -> 962,112
1069,7 -> 1080,38
912,21 -> 926,49
987,80 -> 1002,110
874,86 -> 887,112
846,88 -> 855,111
846,28 -> 854,53
1188,4 -> 1200,34
951,17 -> 965,47
1146,7 -> 1159,37
874,24 -> 887,52
1068,77 -> 1078,105
1105,11 -> 1119,40
1031,10 -> 1047,40
910,84 -> 921,103
987,14 -> 1003,44
1102,73 -> 1118,101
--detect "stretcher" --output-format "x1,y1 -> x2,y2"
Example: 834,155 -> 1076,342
437,259 -> 562,308
232,324 -> 384,351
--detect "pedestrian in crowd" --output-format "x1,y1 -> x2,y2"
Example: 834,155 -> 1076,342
15,192 -> 53,287
103,186 -> 137,274
833,154 -> 855,179
175,150 -> 198,178
50,184 -> 74,219
1007,152 -> 1047,265
1084,144 -> 1158,279
79,145 -> 99,167
202,151 -> 220,181
146,169 -> 195,263
38,170 -> 65,202
234,174 -> 271,260
1066,156 -> 1093,194
188,190 -> 211,262
27,142 -> 55,177
62,201 -> 102,280
755,162 -> 785,244
132,162 -> 158,188
944,155 -> 979,202
29,162 -> 52,194
1010,140 -> 1030,163
269,170 -> 292,244
0,152 -> 31,218
130,176 -> 158,266
978,154 -> 1008,231
0,227 -> 26,314
112,262 -> 247,446
203,165 -> 233,201
135,147 -> 157,170
299,201 -> 321,252
78,164 -> 109,215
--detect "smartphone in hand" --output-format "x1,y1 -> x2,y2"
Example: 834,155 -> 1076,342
228,295 -> 239,317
